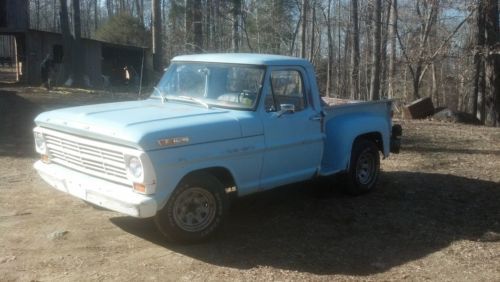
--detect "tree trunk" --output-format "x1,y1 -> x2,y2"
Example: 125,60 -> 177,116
431,63 -> 438,106
409,0 -> 439,101
326,0 -> 334,97
94,0 -> 99,31
300,0 -> 308,58
106,0 -> 113,17
309,3 -> 316,62
413,64 -> 422,99
193,0 -> 203,52
350,0 -> 360,100
484,0 -> 500,126
214,0 -> 220,51
185,0 -> 193,51
336,0 -> 342,96
35,0 -> 40,29
380,0 -> 390,99
53,0 -> 58,31
60,0 -> 73,82
388,0 -> 397,99
72,0 -> 84,86
152,0 -> 163,71
206,0 -> 212,50
369,0 -> 385,100
135,0 -> 144,24
232,0 -> 241,52
365,2 -> 373,99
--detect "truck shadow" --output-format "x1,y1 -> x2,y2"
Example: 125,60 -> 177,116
110,171 -> 500,275
0,90 -> 39,158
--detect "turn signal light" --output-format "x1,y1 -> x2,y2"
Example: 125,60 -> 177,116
41,154 -> 50,163
133,183 -> 146,193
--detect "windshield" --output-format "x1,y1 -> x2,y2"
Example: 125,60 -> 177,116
152,62 -> 265,110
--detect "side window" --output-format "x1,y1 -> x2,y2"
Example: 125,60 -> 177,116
266,70 -> 306,112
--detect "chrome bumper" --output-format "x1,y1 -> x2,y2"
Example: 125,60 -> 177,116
34,161 -> 157,218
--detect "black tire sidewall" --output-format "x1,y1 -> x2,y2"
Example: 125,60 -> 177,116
154,172 -> 227,243
347,139 -> 380,195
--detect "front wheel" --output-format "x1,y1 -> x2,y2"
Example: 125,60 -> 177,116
344,139 -> 380,195
154,172 -> 227,243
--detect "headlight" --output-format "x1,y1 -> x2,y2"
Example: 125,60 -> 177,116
34,132 -> 47,153
127,157 -> 143,179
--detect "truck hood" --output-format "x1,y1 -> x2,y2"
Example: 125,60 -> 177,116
35,99 -> 260,150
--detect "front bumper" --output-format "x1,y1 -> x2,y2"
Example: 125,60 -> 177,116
34,161 -> 157,218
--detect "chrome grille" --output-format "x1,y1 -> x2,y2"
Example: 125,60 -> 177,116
45,133 -> 129,184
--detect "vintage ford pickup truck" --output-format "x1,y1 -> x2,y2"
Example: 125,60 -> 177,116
34,53 -> 401,243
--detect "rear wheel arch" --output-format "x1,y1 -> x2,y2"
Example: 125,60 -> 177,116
345,132 -> 383,168
353,132 -> 384,155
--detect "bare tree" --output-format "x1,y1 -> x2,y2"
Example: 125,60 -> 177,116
28,0 -> 496,124
370,0 -> 382,100
387,0 -> 397,99
94,0 -> 99,31
309,1 -> 316,62
483,0 -> 500,126
193,0 -> 203,52
135,0 -> 144,24
232,0 -> 241,52
350,0 -> 360,100
325,0 -> 334,97
60,0 -> 72,82
106,0 -> 113,17
185,0 -> 193,51
300,0 -> 308,58
72,0 -> 84,86
152,0 -> 163,71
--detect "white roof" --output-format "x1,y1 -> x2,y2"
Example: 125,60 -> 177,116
171,53 -> 312,67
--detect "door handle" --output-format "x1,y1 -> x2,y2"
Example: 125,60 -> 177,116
310,115 -> 322,121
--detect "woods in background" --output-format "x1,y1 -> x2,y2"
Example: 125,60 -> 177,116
29,0 -> 500,126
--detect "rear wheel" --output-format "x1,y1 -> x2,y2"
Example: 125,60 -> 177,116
344,139 -> 380,195
154,172 -> 227,243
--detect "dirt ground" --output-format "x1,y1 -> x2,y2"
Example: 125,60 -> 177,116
0,85 -> 499,281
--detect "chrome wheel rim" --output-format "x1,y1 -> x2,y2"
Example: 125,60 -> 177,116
356,151 -> 376,185
173,187 -> 216,232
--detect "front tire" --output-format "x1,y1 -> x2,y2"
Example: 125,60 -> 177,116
154,172 -> 227,244
344,139 -> 380,195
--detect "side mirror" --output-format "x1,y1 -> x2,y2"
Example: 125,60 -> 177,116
277,103 -> 295,117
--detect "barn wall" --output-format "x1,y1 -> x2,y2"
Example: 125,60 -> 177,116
0,0 -> 29,30
81,40 -> 102,87
24,30 -> 103,86
25,30 -> 59,84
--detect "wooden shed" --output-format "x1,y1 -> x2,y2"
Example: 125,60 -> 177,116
0,0 -> 151,87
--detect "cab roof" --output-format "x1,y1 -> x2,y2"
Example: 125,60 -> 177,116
171,53 -> 312,67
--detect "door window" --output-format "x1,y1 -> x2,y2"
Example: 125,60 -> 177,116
266,70 -> 306,112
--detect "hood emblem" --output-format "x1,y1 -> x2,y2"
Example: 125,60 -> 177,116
158,136 -> 190,147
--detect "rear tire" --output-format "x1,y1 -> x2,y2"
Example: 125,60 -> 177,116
154,172 -> 227,244
344,139 -> 380,195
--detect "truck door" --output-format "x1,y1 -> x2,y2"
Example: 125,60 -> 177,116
259,67 -> 324,189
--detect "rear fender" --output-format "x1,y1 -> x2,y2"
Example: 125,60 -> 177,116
321,113 -> 390,174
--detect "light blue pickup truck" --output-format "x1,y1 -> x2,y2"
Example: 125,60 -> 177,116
33,53 -> 401,243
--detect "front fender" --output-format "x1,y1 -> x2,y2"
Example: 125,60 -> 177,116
147,135 -> 265,210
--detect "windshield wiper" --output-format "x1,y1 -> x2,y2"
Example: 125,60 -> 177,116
153,87 -> 167,103
170,96 -> 211,109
